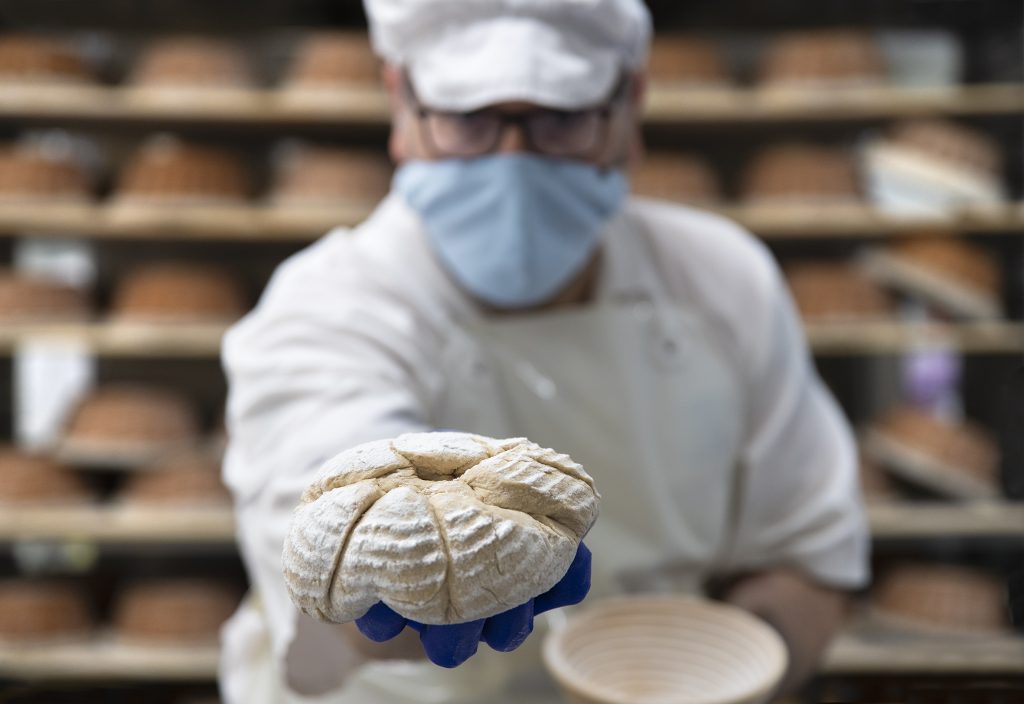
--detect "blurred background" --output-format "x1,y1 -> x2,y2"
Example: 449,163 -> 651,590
0,0 -> 1020,702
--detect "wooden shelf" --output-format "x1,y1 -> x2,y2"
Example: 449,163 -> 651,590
805,321 -> 1024,356
825,622 -> 1024,675
0,202 -> 369,242
0,639 -> 219,682
0,83 -> 1020,126
0,85 -> 390,126
2,320 -> 1021,357
0,202 -> 1021,242
0,505 -> 235,544
3,623 -> 1019,682
868,502 -> 1024,539
722,203 -> 1024,238
645,83 -> 1024,123
0,502 -> 1017,545
0,321 -> 227,357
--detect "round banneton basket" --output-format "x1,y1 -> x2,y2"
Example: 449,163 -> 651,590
543,595 -> 788,704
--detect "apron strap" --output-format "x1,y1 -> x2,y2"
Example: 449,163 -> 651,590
622,210 -> 749,593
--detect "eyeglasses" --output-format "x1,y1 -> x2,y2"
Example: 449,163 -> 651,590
404,75 -> 629,159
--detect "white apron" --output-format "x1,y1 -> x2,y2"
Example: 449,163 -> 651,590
223,221 -> 750,703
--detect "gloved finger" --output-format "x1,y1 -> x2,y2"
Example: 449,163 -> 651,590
482,598 -> 535,652
418,619 -> 486,668
355,602 -> 409,642
535,542 -> 591,615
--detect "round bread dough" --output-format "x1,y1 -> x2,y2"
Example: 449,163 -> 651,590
283,432 -> 600,625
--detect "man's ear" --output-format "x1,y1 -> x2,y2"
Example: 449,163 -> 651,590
629,71 -> 647,112
626,72 -> 647,167
382,63 -> 409,162
382,62 -> 403,102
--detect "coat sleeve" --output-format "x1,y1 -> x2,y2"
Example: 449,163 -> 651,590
725,260 -> 870,590
220,241 -> 436,694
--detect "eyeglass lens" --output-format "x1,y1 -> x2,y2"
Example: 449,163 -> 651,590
425,109 -> 604,158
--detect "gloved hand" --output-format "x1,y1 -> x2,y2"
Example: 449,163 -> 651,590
356,541 -> 591,668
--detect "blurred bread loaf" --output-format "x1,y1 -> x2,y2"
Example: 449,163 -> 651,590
862,119 -> 1005,214
786,262 -> 892,322
269,145 -> 392,209
0,448 -> 89,506
0,270 -> 89,321
282,31 -> 379,90
743,144 -> 860,205
0,143 -> 92,203
114,136 -> 248,207
62,385 -> 201,462
111,263 -> 247,323
759,30 -> 886,88
861,237 -> 1002,319
129,36 -> 252,90
0,581 -> 92,643
0,35 -> 93,85
647,36 -> 730,87
864,405 -> 1000,500
113,580 -> 241,644
120,453 -> 229,507
873,563 -> 1009,635
631,152 -> 721,206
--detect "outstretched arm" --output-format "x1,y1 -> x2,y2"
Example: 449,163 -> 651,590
724,568 -> 851,697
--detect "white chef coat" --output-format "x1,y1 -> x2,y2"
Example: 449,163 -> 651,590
218,193 -> 869,702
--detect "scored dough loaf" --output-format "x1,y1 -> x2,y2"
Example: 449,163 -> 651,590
283,432 -> 600,626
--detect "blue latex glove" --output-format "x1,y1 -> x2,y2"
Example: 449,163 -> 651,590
356,541 -> 591,668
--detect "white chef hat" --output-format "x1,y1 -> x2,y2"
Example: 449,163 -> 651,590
363,0 -> 652,111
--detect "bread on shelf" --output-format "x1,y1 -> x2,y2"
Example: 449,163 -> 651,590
0,143 -> 93,204
0,269 -> 90,322
112,580 -> 241,644
268,144 -> 393,210
861,119 -> 1006,215
872,563 -> 1009,636
112,135 -> 248,208
60,384 -> 201,466
119,452 -> 230,507
858,456 -> 898,503
785,262 -> 893,323
0,35 -> 94,86
863,405 -> 1000,500
0,580 -> 92,644
280,31 -> 380,96
630,152 -> 721,206
126,36 -> 252,94
860,237 -> 1002,320
647,35 -> 730,87
758,30 -> 886,89
0,447 -> 90,506
111,262 -> 247,323
742,143 -> 861,206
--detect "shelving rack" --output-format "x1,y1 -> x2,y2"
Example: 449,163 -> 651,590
0,0 -> 1020,701
1,502 -> 1020,546
0,319 -> 1021,357
0,82 -> 1020,125
2,619 -> 1022,683
0,201 -> 1022,241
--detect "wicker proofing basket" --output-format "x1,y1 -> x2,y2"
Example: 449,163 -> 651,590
543,595 -> 788,704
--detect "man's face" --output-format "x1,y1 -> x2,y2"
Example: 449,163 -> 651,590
384,64 -> 645,170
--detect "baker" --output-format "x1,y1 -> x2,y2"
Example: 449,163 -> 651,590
218,1 -> 870,701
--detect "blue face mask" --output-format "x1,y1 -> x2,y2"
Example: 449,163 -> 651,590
393,154 -> 628,310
